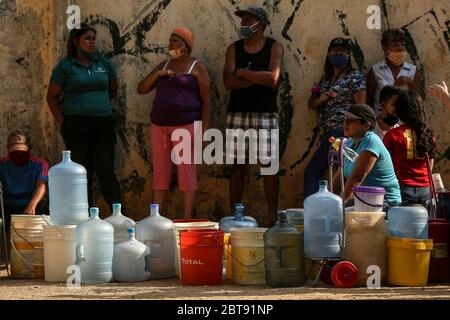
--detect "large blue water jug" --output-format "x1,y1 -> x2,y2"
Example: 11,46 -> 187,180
136,204 -> 176,279
76,207 -> 114,284
388,205 -> 429,239
220,205 -> 259,233
304,180 -> 343,258
49,150 -> 89,225
220,203 -> 257,225
104,203 -> 136,245
113,227 -> 151,282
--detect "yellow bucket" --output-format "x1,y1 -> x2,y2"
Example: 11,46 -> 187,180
224,233 -> 232,280
10,215 -> 46,279
387,236 -> 433,286
231,228 -> 267,285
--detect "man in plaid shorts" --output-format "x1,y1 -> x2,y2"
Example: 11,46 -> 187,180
223,5 -> 284,226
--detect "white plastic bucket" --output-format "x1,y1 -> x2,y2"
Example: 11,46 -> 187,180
353,186 -> 386,212
230,228 -> 267,285
173,219 -> 219,277
10,215 -> 46,279
43,224 -> 76,282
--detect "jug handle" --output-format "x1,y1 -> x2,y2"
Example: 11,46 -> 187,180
76,244 -> 86,262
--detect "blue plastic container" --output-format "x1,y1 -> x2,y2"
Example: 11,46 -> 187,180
76,207 -> 114,284
136,204 -> 176,279
388,205 -> 429,239
48,150 -> 89,225
104,203 -> 136,245
303,180 -> 343,259
220,203 -> 257,225
220,205 -> 258,233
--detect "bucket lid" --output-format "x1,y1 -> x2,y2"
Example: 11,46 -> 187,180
230,227 -> 267,237
353,186 -> 386,194
387,236 -> 433,251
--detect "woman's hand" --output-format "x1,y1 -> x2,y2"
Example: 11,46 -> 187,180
428,81 -> 449,99
158,69 -> 176,78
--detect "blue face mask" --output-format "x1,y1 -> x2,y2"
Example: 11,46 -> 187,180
328,54 -> 349,69
239,22 -> 260,39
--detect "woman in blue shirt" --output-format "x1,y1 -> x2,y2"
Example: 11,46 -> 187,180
46,24 -> 122,209
335,104 -> 402,206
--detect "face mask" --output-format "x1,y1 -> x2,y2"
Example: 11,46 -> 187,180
77,45 -> 92,58
382,114 -> 399,126
9,150 -> 31,167
386,50 -> 406,67
328,54 -> 349,69
239,22 -> 261,39
168,46 -> 185,59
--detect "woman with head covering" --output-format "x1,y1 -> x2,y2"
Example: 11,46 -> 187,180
137,28 -> 211,218
304,38 -> 366,199
334,104 -> 402,207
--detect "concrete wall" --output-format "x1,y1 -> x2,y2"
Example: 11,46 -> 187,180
1,0 -> 449,223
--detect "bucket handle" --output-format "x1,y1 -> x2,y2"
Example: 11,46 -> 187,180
354,192 -> 386,208
41,215 -> 68,241
9,224 -> 44,267
223,238 -> 265,268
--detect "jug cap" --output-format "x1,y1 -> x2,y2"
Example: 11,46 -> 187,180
113,203 -> 121,209
89,207 -> 99,217
127,227 -> 135,233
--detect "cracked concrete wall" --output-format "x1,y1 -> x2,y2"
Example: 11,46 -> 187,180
1,0 -> 449,223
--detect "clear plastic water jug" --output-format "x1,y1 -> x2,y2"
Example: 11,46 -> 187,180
388,205 -> 429,239
264,211 -> 305,287
304,180 -> 343,259
75,207 -> 114,284
113,227 -> 151,282
220,205 -> 259,233
104,203 -> 136,245
220,203 -> 257,225
136,204 -> 176,279
49,150 -> 89,225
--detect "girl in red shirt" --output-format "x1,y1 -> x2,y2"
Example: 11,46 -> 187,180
383,90 -> 437,212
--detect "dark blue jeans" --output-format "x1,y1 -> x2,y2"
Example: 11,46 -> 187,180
303,128 -> 344,199
400,186 -> 432,214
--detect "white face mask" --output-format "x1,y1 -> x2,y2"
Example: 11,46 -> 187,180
168,46 -> 185,59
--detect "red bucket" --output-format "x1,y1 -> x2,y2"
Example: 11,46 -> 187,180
180,229 -> 224,286
428,219 -> 450,282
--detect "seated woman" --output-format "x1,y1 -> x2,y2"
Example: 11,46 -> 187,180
383,90 -> 437,211
334,104 -> 402,207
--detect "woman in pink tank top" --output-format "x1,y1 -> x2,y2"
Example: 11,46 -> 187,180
137,28 -> 211,218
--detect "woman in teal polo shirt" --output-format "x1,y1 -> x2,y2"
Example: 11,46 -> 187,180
46,23 -> 122,209
334,104 -> 402,207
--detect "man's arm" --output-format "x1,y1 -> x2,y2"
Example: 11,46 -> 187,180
23,180 -> 46,215
236,41 -> 284,88
223,43 -> 256,90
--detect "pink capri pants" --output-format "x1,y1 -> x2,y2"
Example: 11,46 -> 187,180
150,122 -> 197,192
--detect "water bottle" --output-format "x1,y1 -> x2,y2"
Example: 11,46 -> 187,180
136,204 -> 176,279
113,227 -> 151,282
49,150 -> 89,225
304,180 -> 343,259
264,211 -> 305,287
104,203 -> 136,245
329,136 -> 359,162
219,204 -> 259,233
76,207 -> 114,284
219,203 -> 257,226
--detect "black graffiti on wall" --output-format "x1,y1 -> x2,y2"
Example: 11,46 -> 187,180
0,0 -> 15,16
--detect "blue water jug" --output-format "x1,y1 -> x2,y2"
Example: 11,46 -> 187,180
49,150 -> 89,225
104,203 -> 136,245
388,205 -> 429,239
220,203 -> 257,225
304,180 -> 343,258
220,204 -> 259,233
113,227 -> 151,282
76,207 -> 114,284
136,204 -> 176,279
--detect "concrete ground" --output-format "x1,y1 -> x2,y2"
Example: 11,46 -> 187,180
1,270 -> 449,300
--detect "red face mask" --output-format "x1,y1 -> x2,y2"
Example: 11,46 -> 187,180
8,150 -> 31,167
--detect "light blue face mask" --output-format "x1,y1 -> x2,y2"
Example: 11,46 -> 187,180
239,22 -> 261,39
